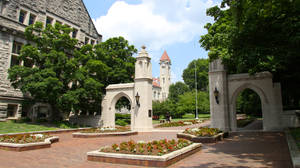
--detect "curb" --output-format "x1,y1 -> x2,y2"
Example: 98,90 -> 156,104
285,129 -> 300,168
0,127 -> 91,137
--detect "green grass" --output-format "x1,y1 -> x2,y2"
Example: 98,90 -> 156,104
290,128 -> 300,149
0,120 -> 59,134
152,113 -> 210,124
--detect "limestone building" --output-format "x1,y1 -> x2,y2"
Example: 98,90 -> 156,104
0,0 -> 101,119
152,50 -> 171,101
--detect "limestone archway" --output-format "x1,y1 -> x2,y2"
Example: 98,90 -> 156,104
101,83 -> 135,130
229,83 -> 268,131
209,59 -> 283,131
100,46 -> 153,132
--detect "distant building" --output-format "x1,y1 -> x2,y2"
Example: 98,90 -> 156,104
152,51 -> 171,101
0,0 -> 101,119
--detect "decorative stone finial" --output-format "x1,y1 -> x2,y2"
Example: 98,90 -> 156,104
141,45 -> 146,49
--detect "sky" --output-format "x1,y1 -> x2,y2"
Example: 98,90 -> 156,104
82,0 -> 220,83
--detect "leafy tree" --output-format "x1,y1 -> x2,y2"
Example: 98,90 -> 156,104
200,0 -> 300,108
176,91 -> 210,118
169,82 -> 189,102
8,22 -> 136,118
236,89 -> 262,117
182,59 -> 209,91
94,37 -> 137,86
152,100 -> 176,118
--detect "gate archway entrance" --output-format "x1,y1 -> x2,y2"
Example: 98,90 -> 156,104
100,46 -> 153,132
209,59 -> 283,131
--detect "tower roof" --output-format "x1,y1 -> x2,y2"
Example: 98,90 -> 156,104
160,50 -> 171,62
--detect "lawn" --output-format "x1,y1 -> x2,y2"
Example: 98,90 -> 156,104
0,120 -> 59,134
152,113 -> 210,124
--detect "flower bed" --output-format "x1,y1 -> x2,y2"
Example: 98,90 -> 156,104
0,134 -> 58,151
87,139 -> 201,167
156,120 -> 203,128
177,127 -> 228,143
72,126 -> 137,138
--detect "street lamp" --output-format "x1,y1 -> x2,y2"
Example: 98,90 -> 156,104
135,92 -> 140,106
213,87 -> 219,104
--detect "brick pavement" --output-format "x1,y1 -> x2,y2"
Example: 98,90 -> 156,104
0,125 -> 292,168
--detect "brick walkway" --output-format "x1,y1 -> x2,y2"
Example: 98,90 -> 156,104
0,125 -> 292,168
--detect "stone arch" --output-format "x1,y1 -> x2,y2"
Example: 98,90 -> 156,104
209,59 -> 283,131
100,83 -> 136,129
110,92 -> 133,110
230,83 -> 269,105
229,83 -> 268,131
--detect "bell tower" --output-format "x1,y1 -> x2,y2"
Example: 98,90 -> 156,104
159,50 -> 171,100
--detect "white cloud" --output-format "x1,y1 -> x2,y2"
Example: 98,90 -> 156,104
93,0 -> 217,51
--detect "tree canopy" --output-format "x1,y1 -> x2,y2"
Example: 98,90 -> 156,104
168,82 -> 190,102
182,58 -> 209,91
200,0 -> 300,108
8,22 -> 136,118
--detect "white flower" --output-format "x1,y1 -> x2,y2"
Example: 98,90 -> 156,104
191,128 -> 199,132
183,122 -> 192,125
137,141 -> 146,144
32,134 -> 44,138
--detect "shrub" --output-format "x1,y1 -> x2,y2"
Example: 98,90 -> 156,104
115,119 -> 128,126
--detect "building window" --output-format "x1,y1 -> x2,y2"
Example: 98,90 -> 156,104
12,41 -> 22,54
72,29 -> 78,38
7,104 -> 18,118
46,16 -> 53,25
19,10 -> 27,23
85,37 -> 89,45
10,55 -> 20,67
163,78 -> 165,84
28,13 -> 36,25
91,39 -> 95,45
11,41 -> 23,67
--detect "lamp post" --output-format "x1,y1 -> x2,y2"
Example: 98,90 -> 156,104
213,87 -> 219,104
135,92 -> 140,107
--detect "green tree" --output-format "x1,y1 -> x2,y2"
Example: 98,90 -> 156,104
8,22 -> 136,118
95,37 -> 137,86
176,91 -> 210,118
182,59 -> 209,91
152,100 -> 175,118
200,0 -> 300,108
169,82 -> 190,102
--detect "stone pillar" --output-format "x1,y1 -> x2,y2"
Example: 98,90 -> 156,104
133,46 -> 153,131
208,59 -> 230,131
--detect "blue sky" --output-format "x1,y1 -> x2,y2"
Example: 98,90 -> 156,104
83,0 -> 219,82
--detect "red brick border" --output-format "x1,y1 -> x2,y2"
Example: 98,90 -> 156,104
73,131 -> 138,138
0,128 -> 91,137
0,136 -> 59,152
177,132 -> 228,143
87,143 -> 202,167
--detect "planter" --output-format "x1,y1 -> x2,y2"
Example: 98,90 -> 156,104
177,132 -> 228,143
72,131 -> 138,138
0,136 -> 59,151
87,143 -> 201,167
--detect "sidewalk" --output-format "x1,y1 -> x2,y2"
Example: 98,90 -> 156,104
0,125 -> 292,168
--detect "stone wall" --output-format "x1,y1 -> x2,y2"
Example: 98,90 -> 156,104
281,110 -> 300,128
69,115 -> 102,127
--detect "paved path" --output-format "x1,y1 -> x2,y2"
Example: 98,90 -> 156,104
0,126 -> 292,168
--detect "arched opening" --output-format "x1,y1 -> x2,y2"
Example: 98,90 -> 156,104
115,96 -> 131,127
235,88 -> 262,130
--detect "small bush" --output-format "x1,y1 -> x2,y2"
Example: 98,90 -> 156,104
115,119 -> 128,126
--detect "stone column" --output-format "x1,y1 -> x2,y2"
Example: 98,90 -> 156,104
208,59 -> 230,131
133,46 -> 153,131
